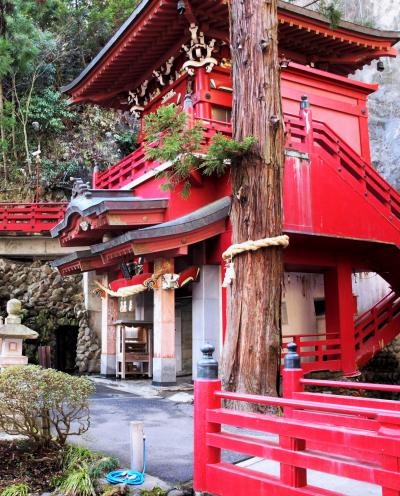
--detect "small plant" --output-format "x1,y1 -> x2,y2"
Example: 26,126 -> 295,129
63,445 -> 96,471
317,1 -> 341,28
0,366 -> 95,448
0,484 -> 29,496
139,487 -> 167,496
88,456 -> 120,479
143,104 -> 255,197
58,464 -> 96,496
102,485 -> 129,496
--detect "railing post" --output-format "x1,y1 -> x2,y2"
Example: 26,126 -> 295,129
299,95 -> 314,157
194,344 -> 221,495
92,164 -> 99,189
378,414 -> 400,496
282,342 -> 304,401
280,342 -> 307,488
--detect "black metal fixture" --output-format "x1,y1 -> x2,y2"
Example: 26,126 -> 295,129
177,0 -> 186,15
377,60 -> 385,72
120,258 -> 144,280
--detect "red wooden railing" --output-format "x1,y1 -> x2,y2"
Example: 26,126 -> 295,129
312,119 -> 400,228
355,291 -> 400,368
94,108 -> 400,233
282,291 -> 400,374
94,117 -> 234,190
0,202 -> 67,232
194,344 -> 400,496
282,333 -> 341,373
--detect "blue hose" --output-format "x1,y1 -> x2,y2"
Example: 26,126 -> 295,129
106,438 -> 146,486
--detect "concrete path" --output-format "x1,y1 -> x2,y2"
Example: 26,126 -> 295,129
78,379 -> 383,495
78,380 -> 195,486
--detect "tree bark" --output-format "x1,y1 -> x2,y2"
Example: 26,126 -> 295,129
221,0 -> 285,408
0,81 -> 7,182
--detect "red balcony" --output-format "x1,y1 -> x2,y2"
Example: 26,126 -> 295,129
0,202 -> 67,233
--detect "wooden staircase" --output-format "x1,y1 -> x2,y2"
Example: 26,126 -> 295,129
355,291 -> 400,369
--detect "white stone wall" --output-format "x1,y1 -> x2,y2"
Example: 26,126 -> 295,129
282,272 -> 325,336
352,272 -> 391,315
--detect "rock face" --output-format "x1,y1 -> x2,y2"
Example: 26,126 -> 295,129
360,336 -> 400,399
0,258 -> 100,373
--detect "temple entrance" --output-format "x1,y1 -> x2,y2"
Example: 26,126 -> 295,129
55,325 -> 78,373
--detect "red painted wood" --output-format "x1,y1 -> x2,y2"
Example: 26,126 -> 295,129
293,392 -> 400,412
193,378 -> 222,492
94,110 -> 400,248
301,378 -> 400,394
0,202 -> 66,233
354,291 -> 400,368
207,462 -> 345,496
194,367 -> 400,496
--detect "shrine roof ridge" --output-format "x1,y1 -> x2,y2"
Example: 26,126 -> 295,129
61,0 -> 400,97
51,191 -> 168,238
90,195 -> 232,254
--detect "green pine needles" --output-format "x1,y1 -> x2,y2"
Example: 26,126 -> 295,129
143,104 -> 255,197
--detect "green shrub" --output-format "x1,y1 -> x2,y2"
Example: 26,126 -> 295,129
0,484 -> 29,496
0,365 -> 95,447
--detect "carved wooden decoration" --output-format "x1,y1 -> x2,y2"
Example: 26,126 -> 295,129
182,24 -> 218,76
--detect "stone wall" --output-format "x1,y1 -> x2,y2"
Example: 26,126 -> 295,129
0,258 -> 100,373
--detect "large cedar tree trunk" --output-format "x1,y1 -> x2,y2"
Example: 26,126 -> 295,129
221,0 -> 285,406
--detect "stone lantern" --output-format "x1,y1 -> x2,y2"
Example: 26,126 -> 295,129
0,298 -> 38,370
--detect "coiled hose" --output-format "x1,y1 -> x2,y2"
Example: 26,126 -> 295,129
106,438 -> 146,486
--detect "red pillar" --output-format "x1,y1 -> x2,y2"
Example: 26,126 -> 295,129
194,344 -> 221,493
324,261 -> 358,376
195,68 -> 212,120
280,343 -> 307,488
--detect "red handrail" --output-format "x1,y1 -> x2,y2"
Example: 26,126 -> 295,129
194,361 -> 400,496
94,111 -> 400,234
0,202 -> 67,232
354,290 -> 400,367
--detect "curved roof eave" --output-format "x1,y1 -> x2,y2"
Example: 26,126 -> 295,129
61,0 -> 400,97
90,196 -> 231,255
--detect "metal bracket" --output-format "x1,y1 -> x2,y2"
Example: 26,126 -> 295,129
285,149 -> 310,161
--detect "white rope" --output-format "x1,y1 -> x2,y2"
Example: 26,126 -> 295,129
222,234 -> 289,261
94,280 -> 148,298
222,234 -> 289,288
93,269 -> 166,298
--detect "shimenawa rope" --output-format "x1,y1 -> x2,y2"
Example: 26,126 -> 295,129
222,234 -> 289,287
93,268 -> 166,298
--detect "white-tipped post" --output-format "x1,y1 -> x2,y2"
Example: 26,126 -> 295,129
130,421 -> 144,472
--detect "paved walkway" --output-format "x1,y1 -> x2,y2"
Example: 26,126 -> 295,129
79,378 -> 383,495
78,378 -> 194,487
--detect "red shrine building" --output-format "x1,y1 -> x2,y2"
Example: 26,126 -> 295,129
51,0 -> 400,385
